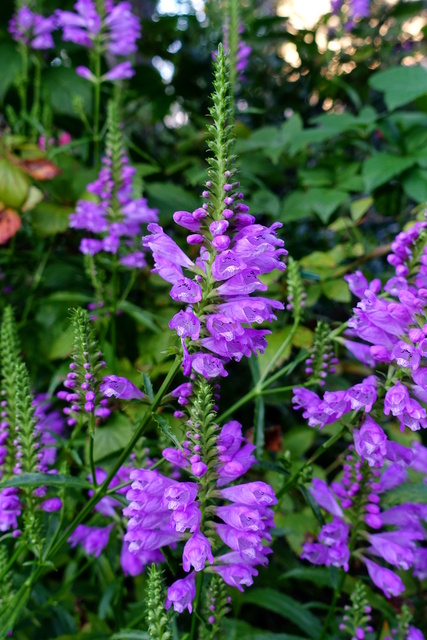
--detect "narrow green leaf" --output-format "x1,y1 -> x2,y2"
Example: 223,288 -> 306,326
118,301 -> 160,333
154,414 -> 182,451
241,589 -> 322,639
110,633 -> 149,640
143,372 -> 154,402
0,473 -> 90,490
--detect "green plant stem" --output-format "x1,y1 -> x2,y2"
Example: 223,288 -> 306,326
31,54 -> 42,138
18,43 -> 29,134
318,569 -> 346,640
0,541 -> 25,584
189,572 -> 204,640
259,319 -> 299,385
93,45 -> 102,166
0,357 -> 181,635
89,434 -> 97,488
276,424 -> 348,500
20,240 -> 53,326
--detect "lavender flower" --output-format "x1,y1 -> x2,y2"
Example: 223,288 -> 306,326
363,558 -> 405,599
68,524 -> 113,557
165,573 -> 196,614
100,375 -> 144,400
56,0 -> 141,79
9,6 -> 56,50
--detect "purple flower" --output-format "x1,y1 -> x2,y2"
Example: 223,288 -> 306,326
384,382 -> 410,417
407,628 -> 425,640
0,488 -> 21,532
169,310 -> 201,340
301,543 -> 330,566
182,530 -> 214,572
120,542 -> 163,577
353,417 -> 388,468
68,524 -> 113,557
165,573 -> 196,614
368,533 -> 414,570
220,481 -> 277,507
216,505 -> 267,532
76,65 -> 96,81
363,557 -> 405,598
212,564 -> 258,591
309,478 -> 344,518
103,61 -> 135,81
191,354 -> 228,379
169,504 -> 201,533
163,482 -> 198,510
40,497 -> 63,512
345,380 -> 377,412
100,375 -> 144,400
215,524 -> 263,560
9,7 -> 56,50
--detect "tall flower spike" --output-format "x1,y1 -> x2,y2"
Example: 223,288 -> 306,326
339,582 -> 373,638
285,257 -> 306,322
143,44 -> 286,379
146,564 -> 172,640
58,308 -> 109,431
70,100 -> 158,265
304,321 -> 337,385
199,574 -> 231,640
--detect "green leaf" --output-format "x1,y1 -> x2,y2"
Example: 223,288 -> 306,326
280,190 -> 313,222
93,414 -> 134,461
298,167 -> 333,188
383,483 -> 427,506
369,65 -> 427,110
118,301 -> 161,333
154,414 -> 182,450
307,188 -> 348,223
0,44 -> 22,102
241,589 -> 322,639
281,566 -> 333,588
321,279 -> 351,303
350,197 -> 373,222
0,157 -> 29,209
44,67 -> 93,116
110,633 -> 149,640
363,153 -> 416,192
143,372 -> 154,401
402,168 -> 427,203
30,202 -> 73,236
0,473 -> 90,490
223,619 -> 305,640
249,189 -> 280,217
145,182 -> 199,224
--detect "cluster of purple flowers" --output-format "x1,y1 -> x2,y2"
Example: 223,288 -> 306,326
56,0 -> 141,81
122,419 -> 276,613
294,220 -> 427,615
302,439 -> 427,600
143,179 -> 286,380
8,5 -> 56,50
69,145 -> 158,266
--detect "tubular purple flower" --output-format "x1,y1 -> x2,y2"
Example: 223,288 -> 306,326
220,481 -> 277,507
363,557 -> 405,598
165,572 -> 196,613
368,533 -> 414,570
103,61 -> 135,81
353,417 -> 388,468
182,530 -> 214,572
100,375 -> 144,400
309,478 -> 344,518
68,524 -> 113,557
212,564 -> 258,591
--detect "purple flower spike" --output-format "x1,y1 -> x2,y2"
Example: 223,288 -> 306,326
182,530 -> 214,572
363,557 -> 405,598
165,572 -> 196,613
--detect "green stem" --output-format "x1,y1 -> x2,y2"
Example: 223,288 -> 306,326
18,43 -> 29,134
89,433 -> 97,488
189,572 -> 204,640
318,570 -> 346,640
259,320 -> 299,385
31,54 -> 42,139
0,541 -> 26,583
276,425 -> 348,500
20,240 -> 52,326
93,45 -> 102,166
